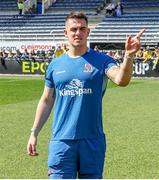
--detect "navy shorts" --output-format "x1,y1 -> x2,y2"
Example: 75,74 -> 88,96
48,135 -> 106,179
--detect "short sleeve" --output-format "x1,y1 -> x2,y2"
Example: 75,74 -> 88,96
104,55 -> 117,74
45,63 -> 54,88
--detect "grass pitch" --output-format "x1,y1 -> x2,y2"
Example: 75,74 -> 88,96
0,76 -> 159,178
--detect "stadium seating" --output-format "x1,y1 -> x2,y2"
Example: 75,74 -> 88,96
89,0 -> 159,44
0,0 -> 105,42
0,0 -> 17,15
121,0 -> 159,12
47,0 -> 103,12
0,0 -> 159,45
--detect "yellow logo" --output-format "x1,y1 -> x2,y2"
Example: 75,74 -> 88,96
22,61 -> 49,74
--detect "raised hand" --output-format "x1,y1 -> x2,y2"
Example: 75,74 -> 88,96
125,29 -> 145,56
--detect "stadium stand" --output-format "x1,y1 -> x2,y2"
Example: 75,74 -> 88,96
0,0 -> 159,47
0,0 -> 17,15
122,0 -> 159,11
0,0 -> 105,42
47,0 -> 104,12
90,0 -> 159,45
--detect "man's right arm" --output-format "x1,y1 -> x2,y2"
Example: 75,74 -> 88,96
27,86 -> 55,156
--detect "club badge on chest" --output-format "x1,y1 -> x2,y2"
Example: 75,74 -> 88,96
83,63 -> 93,73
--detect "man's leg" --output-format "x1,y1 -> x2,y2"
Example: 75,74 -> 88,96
48,140 -> 78,179
78,135 -> 106,179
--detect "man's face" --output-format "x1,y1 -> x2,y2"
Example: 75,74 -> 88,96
64,18 -> 90,47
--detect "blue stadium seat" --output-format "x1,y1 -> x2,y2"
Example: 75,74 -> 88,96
89,0 -> 159,43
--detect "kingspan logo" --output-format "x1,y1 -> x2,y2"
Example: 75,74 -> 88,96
59,79 -> 92,96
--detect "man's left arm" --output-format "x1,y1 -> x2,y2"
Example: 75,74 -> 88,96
107,29 -> 145,86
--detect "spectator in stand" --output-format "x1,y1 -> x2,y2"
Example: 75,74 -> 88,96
143,46 -> 154,63
135,48 -> 143,62
107,50 -> 115,58
152,46 -> 159,70
94,45 -> 100,51
14,49 -> 22,61
30,4 -> 37,14
17,0 -> 24,15
54,45 -> 65,57
49,46 -> 56,56
38,50 -> 46,61
21,48 -> 29,60
47,47 -> 55,60
105,3 -> 116,16
0,50 -> 7,69
29,50 -> 36,62
7,50 -> 14,60
63,44 -> 69,52
114,50 -> 123,64
115,2 -> 123,17
0,50 -> 4,64
154,46 -> 159,58
46,51 -> 54,61
2,50 -> 8,60
25,4 -> 36,15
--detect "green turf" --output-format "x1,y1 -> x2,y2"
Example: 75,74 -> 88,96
0,76 -> 159,178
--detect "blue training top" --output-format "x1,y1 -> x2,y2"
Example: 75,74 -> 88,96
45,48 -> 117,140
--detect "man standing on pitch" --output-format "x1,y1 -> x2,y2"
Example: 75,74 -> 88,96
27,11 -> 145,179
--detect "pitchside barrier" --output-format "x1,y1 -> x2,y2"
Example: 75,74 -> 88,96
0,59 -> 159,77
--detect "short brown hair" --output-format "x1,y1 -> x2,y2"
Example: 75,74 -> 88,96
65,11 -> 88,25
